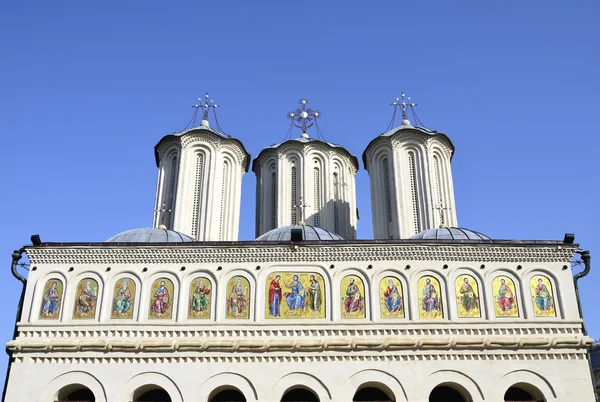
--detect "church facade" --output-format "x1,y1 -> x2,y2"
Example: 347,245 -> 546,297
4,97 -> 596,402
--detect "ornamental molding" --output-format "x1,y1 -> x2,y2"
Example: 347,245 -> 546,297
219,142 -> 249,170
7,334 -> 592,354
15,323 -> 584,340
180,131 -> 221,151
390,133 -> 427,150
18,350 -> 588,365
427,137 -> 453,159
156,139 -> 181,161
25,244 -> 576,265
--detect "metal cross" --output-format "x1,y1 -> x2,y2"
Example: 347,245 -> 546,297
156,202 -> 172,226
433,203 -> 451,227
391,92 -> 417,121
193,92 -> 219,121
287,98 -> 321,134
293,198 -> 311,223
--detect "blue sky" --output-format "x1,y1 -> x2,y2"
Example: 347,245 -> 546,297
0,0 -> 598,366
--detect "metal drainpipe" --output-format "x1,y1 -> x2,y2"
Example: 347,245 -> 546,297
2,247 -> 27,402
573,250 -> 597,402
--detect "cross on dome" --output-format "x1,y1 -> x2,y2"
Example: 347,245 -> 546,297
391,92 -> 417,125
193,92 -> 220,126
287,98 -> 321,135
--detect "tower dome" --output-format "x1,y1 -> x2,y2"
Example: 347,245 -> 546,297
256,224 -> 344,241
410,226 -> 490,240
106,227 -> 196,243
363,108 -> 458,240
153,94 -> 250,241
253,99 -> 359,239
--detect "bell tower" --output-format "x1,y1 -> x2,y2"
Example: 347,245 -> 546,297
363,93 -> 457,239
153,93 -> 250,241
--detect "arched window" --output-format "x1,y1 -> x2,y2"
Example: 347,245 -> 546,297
191,153 -> 204,238
408,152 -> 421,234
504,384 -> 544,401
429,386 -> 466,402
133,388 -> 171,402
353,386 -> 394,401
313,167 -> 321,227
382,158 -> 392,224
432,154 -> 443,225
281,387 -> 319,401
271,171 -> 277,228
333,171 -> 339,234
219,160 -> 230,240
165,155 -> 178,228
291,165 -> 298,225
56,385 -> 95,401
210,389 -> 247,402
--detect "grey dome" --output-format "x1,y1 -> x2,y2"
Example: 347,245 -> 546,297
106,227 -> 196,243
256,225 -> 344,241
410,227 -> 490,240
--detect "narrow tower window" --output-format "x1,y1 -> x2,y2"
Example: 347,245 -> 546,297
219,161 -> 227,240
433,155 -> 443,225
383,158 -> 393,223
333,171 -> 339,234
408,152 -> 421,233
167,156 -> 178,228
191,153 -> 204,238
291,165 -> 298,225
313,167 -> 321,227
271,171 -> 277,228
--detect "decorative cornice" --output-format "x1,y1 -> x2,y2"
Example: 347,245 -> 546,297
25,243 -> 575,265
8,334 -> 592,354
18,350 -> 588,365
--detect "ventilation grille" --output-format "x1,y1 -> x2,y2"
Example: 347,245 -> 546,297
333,171 -> 339,234
383,158 -> 392,223
408,152 -> 421,233
191,154 -> 204,238
271,171 -> 277,228
313,167 -> 320,227
291,166 -> 297,225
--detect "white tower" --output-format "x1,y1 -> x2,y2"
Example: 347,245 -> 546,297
253,99 -> 359,239
153,94 -> 250,241
363,94 -> 457,239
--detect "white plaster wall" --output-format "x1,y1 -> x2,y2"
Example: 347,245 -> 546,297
6,356 -> 595,401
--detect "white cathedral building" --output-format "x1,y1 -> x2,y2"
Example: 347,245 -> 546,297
3,95 -> 596,402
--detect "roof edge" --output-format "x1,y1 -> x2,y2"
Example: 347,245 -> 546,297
252,137 -> 359,172
362,125 -> 455,170
154,126 -> 251,172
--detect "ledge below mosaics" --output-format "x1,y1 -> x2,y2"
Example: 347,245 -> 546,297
6,334 -> 593,354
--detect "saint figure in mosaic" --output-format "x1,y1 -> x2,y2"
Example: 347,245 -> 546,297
306,274 -> 322,312
530,275 -> 556,317
493,276 -> 519,317
341,275 -> 365,318
112,278 -> 135,319
380,277 -> 404,318
455,275 -> 481,318
189,277 -> 211,318
268,274 -> 283,317
284,274 -> 305,311
73,278 -> 98,319
227,276 -> 250,319
39,279 -> 62,319
149,278 -> 174,319
418,276 -> 443,319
